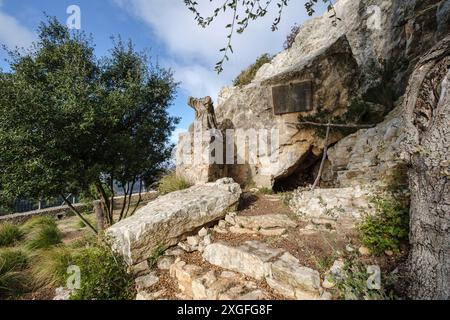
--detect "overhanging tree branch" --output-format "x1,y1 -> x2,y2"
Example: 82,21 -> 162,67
61,193 -> 98,235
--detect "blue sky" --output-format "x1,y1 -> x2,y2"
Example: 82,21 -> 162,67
0,0 -> 327,142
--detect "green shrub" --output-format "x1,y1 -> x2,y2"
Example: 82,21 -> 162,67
0,248 -> 30,297
70,244 -> 135,300
31,246 -> 76,287
0,223 -> 23,247
233,53 -> 272,87
359,192 -> 410,255
157,172 -> 191,195
23,218 -> 62,250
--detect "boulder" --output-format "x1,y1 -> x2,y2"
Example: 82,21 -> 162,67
202,241 -> 284,280
106,178 -> 241,265
267,253 -> 322,299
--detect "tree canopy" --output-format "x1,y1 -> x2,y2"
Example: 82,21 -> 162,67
0,17 -> 179,232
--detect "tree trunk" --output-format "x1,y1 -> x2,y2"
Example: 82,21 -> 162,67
402,36 -> 450,299
93,200 -> 105,233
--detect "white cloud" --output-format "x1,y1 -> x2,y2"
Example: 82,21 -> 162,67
0,8 -> 35,49
114,0 -> 315,97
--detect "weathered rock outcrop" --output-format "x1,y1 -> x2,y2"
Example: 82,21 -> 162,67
106,178 -> 241,265
326,105 -> 404,187
289,186 -> 374,220
177,0 -> 450,189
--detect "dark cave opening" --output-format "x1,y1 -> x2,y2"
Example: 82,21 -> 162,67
272,149 -> 322,193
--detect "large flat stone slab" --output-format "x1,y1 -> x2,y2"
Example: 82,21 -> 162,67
107,178 -> 241,265
202,241 -> 283,280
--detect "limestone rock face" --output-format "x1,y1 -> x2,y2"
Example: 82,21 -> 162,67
106,178 -> 241,265
176,0 -> 450,189
326,106 -> 405,186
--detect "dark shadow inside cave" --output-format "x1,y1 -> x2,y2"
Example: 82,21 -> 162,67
272,149 -> 321,193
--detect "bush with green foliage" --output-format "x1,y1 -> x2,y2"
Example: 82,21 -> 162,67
0,223 -> 23,247
359,192 -> 410,255
70,244 -> 135,300
23,217 -> 62,250
0,248 -> 30,298
233,53 -> 272,87
157,172 -> 191,195
335,258 -> 398,300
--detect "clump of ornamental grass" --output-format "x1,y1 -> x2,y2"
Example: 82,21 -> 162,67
0,248 -> 30,298
30,246 -> 77,287
22,217 -> 62,251
0,223 -> 24,247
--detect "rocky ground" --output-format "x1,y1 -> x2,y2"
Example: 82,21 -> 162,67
130,191 -> 406,300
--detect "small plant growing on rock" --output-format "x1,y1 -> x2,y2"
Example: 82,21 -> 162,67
148,245 -> 165,268
258,187 -> 273,195
283,24 -> 300,49
233,53 -> 272,87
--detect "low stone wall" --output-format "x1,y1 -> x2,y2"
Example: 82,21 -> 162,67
0,191 -> 158,224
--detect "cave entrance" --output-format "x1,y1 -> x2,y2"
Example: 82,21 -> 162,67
272,149 -> 321,193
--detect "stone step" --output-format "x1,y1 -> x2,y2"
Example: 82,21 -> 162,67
169,259 -> 267,300
203,241 -> 284,280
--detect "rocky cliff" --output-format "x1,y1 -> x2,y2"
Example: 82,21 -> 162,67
177,0 -> 450,189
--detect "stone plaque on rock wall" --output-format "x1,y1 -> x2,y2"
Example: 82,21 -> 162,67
272,81 -> 313,115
